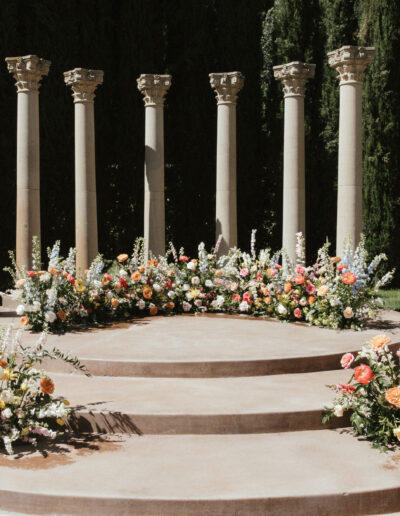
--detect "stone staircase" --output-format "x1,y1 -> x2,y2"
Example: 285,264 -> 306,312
1,311 -> 400,515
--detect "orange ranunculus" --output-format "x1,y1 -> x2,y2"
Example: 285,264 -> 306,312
40,377 -> 55,395
131,271 -> 142,282
117,254 -> 129,263
354,364 -> 374,385
139,266 -> 145,273
57,309 -> 67,321
342,272 -> 357,285
330,256 -> 341,264
143,286 -> 152,299
102,279 -> 110,286
20,316 -> 29,326
166,301 -> 175,309
284,282 -> 292,293
308,296 -> 316,305
149,305 -> 158,315
264,296 -> 272,305
111,298 -> 119,308
385,387 -> 400,408
48,266 -> 60,275
370,335 -> 392,351
147,259 -> 158,268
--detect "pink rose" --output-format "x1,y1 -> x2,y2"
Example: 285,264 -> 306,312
293,307 -> 302,319
232,293 -> 240,302
340,353 -> 355,369
240,268 -> 249,277
242,292 -> 252,304
296,266 -> 305,275
67,274 -> 75,285
274,264 -> 282,270
179,255 -> 189,262
306,284 -> 316,295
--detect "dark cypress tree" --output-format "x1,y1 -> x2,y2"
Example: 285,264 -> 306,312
357,0 -> 400,285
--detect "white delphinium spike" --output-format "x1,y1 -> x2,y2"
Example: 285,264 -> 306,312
214,235 -> 223,257
250,229 -> 257,261
295,232 -> 305,266
169,242 -> 178,264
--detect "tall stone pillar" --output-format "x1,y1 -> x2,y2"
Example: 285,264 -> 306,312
274,62 -> 315,262
64,68 -> 103,274
137,74 -> 171,258
209,72 -> 244,255
6,55 -> 50,269
328,46 -> 375,256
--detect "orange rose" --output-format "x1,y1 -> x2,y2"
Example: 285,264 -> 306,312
140,266 -> 145,273
117,254 -> 129,263
330,256 -> 341,264
146,259 -> 158,268
143,286 -> 152,300
264,296 -> 272,304
40,377 -> 55,395
48,266 -> 60,275
37,270 -> 47,276
166,301 -> 175,309
131,271 -> 142,282
149,305 -> 158,315
215,269 -> 223,277
385,387 -> 400,408
284,282 -> 292,293
370,335 -> 392,351
308,296 -> 316,305
1,359 -> 7,368
111,298 -> 119,308
57,310 -> 67,321
20,316 -> 29,326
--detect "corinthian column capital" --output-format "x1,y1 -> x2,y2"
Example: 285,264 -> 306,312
6,55 -> 51,93
137,74 -> 172,107
64,68 -> 104,103
328,45 -> 375,85
209,72 -> 244,105
273,62 -> 315,98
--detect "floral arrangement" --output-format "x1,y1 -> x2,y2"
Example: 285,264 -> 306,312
0,325 -> 86,454
323,335 -> 400,449
6,232 -> 394,333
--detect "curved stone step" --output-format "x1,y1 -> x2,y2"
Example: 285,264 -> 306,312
52,370 -> 350,434
33,314 -> 400,377
1,430 -> 400,516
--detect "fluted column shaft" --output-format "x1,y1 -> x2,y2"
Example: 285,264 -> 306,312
64,68 -> 103,274
274,61 -> 315,262
210,72 -> 244,255
328,45 -> 375,256
6,55 -> 50,269
137,74 -> 171,259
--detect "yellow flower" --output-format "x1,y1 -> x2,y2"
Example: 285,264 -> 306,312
1,369 -> 17,381
75,285 -> 86,294
62,400 -> 70,406
56,418 -> 66,426
21,382 -> 28,391
189,288 -> 200,299
0,399 -> 5,410
13,396 -> 21,405
20,427 -> 30,436
76,278 -> 84,286
393,428 -> 400,441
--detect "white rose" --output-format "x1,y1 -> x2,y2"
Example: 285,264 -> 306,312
183,284 -> 190,291
106,291 -> 113,299
230,282 -> 238,292
16,304 -> 25,316
119,269 -> 128,277
2,408 -> 12,419
277,304 -> 287,315
137,299 -> 145,310
216,295 -> 225,308
1,390 -> 14,403
299,297 -> 307,306
205,279 -> 213,288
334,405 -> 344,417
39,272 -> 51,282
187,262 -> 196,271
168,291 -> 176,299
31,301 -> 41,313
191,276 -> 200,285
194,299 -> 202,307
239,301 -> 249,312
343,306 -> 354,319
44,311 -> 56,323
58,297 -> 68,305
153,283 -> 162,293
186,293 -> 193,301
182,302 -> 192,312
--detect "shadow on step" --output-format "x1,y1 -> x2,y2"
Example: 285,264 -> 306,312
70,408 -> 143,435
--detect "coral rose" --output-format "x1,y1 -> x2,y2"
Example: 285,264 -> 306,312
369,335 -> 392,351
149,305 -> 158,315
296,266 -> 305,275
294,275 -> 305,285
306,284 -> 316,295
57,310 -> 67,321
111,298 -> 119,308
264,296 -> 272,304
266,267 -> 277,277
293,308 -> 302,319
40,377 -> 55,395
143,286 -> 152,299
20,316 -> 29,326
354,364 -> 374,385
284,282 -> 292,293
131,271 -> 142,282
340,353 -> 355,369
117,254 -> 129,263
166,301 -> 175,309
385,387 -> 400,408
308,296 -> 316,304
232,293 -> 240,302
342,272 -> 357,285
242,292 -> 252,304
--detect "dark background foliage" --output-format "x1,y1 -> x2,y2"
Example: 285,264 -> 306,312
0,0 -> 399,289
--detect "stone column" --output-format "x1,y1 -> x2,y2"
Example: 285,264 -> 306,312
137,74 -> 171,258
209,72 -> 244,255
64,68 -> 103,274
274,62 -> 315,263
6,55 -> 50,269
328,46 -> 375,256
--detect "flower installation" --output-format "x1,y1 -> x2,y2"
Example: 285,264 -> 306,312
0,325 -> 87,454
6,232 -> 394,333
323,335 -> 400,449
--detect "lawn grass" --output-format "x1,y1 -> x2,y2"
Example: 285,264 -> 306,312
379,289 -> 400,311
